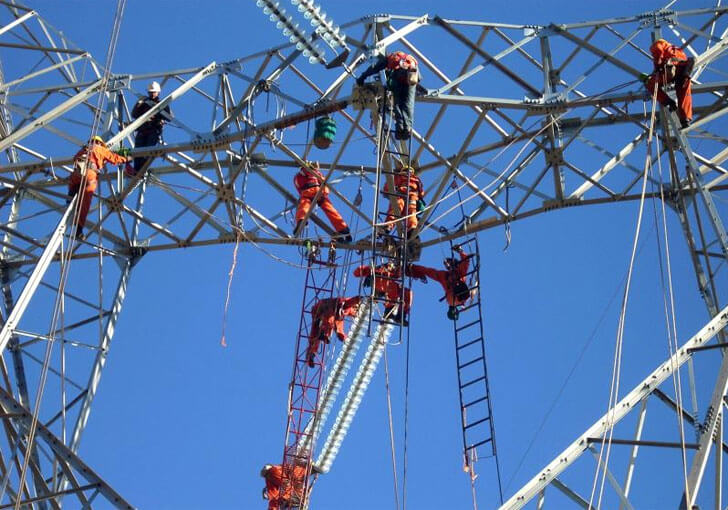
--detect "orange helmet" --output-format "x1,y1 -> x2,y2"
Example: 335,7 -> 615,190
650,39 -> 670,59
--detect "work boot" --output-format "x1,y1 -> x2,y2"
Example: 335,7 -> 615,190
680,117 -> 691,129
74,227 -> 85,241
306,353 -> 316,368
665,98 -> 678,112
336,227 -> 352,243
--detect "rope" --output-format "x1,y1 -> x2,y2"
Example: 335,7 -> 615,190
15,1 -> 128,505
383,345 -> 401,510
401,307 -> 412,510
650,122 -> 691,496
588,82 -> 659,510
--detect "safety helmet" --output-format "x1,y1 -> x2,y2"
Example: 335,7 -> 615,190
89,135 -> 105,145
147,81 -> 161,93
649,39 -> 670,58
260,464 -> 273,477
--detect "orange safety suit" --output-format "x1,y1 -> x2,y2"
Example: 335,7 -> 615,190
408,249 -> 472,306
646,39 -> 693,124
263,464 -> 306,510
69,142 -> 128,232
383,170 -> 424,231
306,296 -> 362,367
353,264 -> 412,314
294,166 -> 349,234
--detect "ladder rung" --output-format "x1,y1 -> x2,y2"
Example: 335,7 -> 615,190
458,356 -> 485,370
458,302 -> 479,314
457,337 -> 484,350
464,416 -> 491,430
460,375 -> 486,389
463,395 -> 489,408
466,438 -> 493,450
456,320 -> 480,332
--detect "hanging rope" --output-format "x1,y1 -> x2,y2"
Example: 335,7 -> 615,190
382,345 -> 401,510
588,81 -> 659,510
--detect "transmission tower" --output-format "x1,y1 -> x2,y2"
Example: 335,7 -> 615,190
0,1 -> 727,508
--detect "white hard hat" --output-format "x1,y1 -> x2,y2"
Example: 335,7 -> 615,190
260,464 -> 273,477
147,81 -> 161,93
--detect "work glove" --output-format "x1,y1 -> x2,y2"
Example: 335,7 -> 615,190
363,275 -> 372,288
115,147 -> 131,157
355,76 -> 365,86
639,72 -> 650,85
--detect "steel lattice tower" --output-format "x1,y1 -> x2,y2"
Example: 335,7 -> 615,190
0,1 -> 728,508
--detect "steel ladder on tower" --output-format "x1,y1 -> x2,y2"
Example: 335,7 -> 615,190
448,235 -> 503,501
280,242 -> 338,509
367,88 -> 416,341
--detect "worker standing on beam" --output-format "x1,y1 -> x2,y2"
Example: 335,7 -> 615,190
383,162 -> 425,238
354,262 -> 412,326
130,81 -> 172,175
68,136 -> 130,240
305,296 -> 362,368
642,38 -> 694,128
356,50 -> 420,140
260,463 -> 306,510
294,161 -> 352,242
407,245 -> 473,320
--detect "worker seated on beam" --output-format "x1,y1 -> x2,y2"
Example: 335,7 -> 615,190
382,162 -> 425,240
294,161 -> 352,242
641,38 -> 694,129
68,136 -> 131,240
306,296 -> 362,368
356,50 -> 420,140
130,81 -> 173,176
260,463 -> 306,510
354,262 -> 412,326
407,245 -> 473,320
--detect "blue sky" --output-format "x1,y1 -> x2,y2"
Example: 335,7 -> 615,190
10,1 -> 726,509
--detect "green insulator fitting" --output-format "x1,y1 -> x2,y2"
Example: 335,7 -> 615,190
313,116 -> 337,149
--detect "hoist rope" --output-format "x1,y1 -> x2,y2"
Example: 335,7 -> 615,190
588,83 -> 659,510
382,345 -> 401,510
651,123 -> 691,496
16,1 -> 128,505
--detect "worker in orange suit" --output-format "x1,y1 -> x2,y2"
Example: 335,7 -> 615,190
260,463 -> 306,510
306,296 -> 362,368
294,161 -> 352,242
407,245 -> 473,320
68,136 -> 130,240
354,263 -> 412,326
383,163 -> 424,236
643,38 -> 695,128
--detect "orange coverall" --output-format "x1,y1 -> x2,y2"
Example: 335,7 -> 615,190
69,142 -> 128,231
353,264 -> 412,314
306,296 -> 362,367
263,464 -> 306,510
646,39 -> 693,124
383,171 -> 424,231
294,166 -> 349,234
408,249 -> 471,306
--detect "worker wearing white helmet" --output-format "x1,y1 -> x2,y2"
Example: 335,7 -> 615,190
130,81 -> 172,175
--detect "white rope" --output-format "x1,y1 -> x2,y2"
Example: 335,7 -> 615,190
588,84 -> 660,510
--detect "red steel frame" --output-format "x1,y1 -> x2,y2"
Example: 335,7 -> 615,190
279,244 -> 337,508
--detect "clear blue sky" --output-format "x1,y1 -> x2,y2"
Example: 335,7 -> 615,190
11,1 -> 724,509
